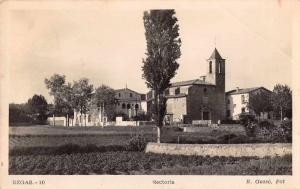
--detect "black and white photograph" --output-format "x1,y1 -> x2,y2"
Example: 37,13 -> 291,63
0,0 -> 299,188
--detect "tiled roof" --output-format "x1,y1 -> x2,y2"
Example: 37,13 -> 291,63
115,88 -> 141,94
209,48 -> 223,60
226,87 -> 271,95
170,79 -> 213,87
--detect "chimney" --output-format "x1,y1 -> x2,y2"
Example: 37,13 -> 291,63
236,87 -> 239,92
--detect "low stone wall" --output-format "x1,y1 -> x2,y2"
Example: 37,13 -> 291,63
183,124 -> 246,135
145,143 -> 291,157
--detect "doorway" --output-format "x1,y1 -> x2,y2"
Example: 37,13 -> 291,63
203,111 -> 210,120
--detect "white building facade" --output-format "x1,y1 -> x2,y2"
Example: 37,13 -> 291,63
226,87 -> 272,120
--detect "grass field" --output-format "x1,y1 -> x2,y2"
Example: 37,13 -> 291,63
8,125 -> 292,175
9,125 -> 251,149
9,125 -> 156,136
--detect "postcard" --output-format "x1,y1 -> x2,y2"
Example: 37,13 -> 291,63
1,0 -> 299,188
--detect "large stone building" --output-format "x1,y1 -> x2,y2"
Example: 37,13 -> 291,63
147,48 -> 226,124
226,87 -> 272,120
114,88 -> 147,118
73,87 -> 147,126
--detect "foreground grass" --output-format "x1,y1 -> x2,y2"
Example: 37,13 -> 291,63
9,124 -> 271,150
9,125 -> 156,136
9,151 -> 291,175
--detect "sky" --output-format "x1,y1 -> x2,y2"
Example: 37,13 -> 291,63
5,1 -> 293,103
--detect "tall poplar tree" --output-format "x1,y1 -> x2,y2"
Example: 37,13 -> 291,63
142,10 -> 181,143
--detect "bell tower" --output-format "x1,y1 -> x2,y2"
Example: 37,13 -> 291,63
206,48 -> 225,92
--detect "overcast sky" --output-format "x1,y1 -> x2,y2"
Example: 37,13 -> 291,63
6,1 -> 293,103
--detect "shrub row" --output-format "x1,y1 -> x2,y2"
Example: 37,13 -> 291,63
9,151 -> 292,175
239,114 -> 292,143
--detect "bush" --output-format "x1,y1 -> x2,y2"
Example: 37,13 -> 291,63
239,113 -> 259,137
255,121 -> 278,141
280,120 -> 292,142
126,134 -> 147,151
244,122 -> 257,137
133,112 -> 152,121
241,119 -> 292,143
221,120 -> 240,124
239,113 -> 257,126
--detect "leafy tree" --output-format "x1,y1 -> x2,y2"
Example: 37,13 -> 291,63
9,103 -> 32,125
271,84 -> 292,120
72,78 -> 93,126
27,94 -> 48,124
142,10 -> 181,143
248,90 -> 272,120
92,85 -> 116,121
45,74 -> 74,126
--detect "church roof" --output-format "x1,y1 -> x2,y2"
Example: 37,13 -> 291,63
170,79 -> 213,87
115,88 -> 141,94
226,87 -> 271,95
209,48 -> 223,60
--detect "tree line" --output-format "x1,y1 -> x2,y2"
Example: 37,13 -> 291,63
44,74 -> 117,126
248,84 -> 292,120
9,75 -> 117,126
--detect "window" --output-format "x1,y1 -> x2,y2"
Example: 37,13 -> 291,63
203,111 -> 210,120
135,104 -> 139,109
219,63 -> 221,73
127,104 -> 131,109
209,61 -> 212,73
241,107 -> 245,113
118,93 -> 121,97
141,94 -> 146,101
241,95 -> 246,104
122,103 -> 126,109
226,110 -> 231,117
130,93 -> 132,97
175,87 -> 180,95
227,99 -> 230,104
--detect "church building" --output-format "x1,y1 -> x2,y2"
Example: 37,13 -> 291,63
148,48 -> 226,124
